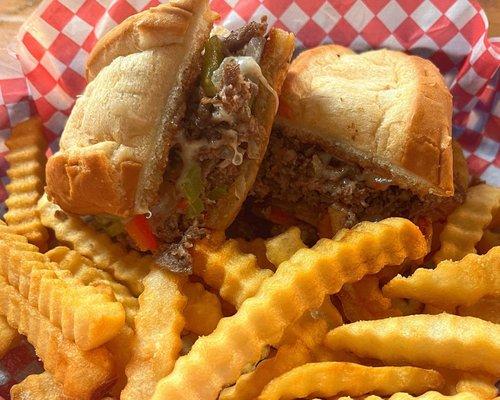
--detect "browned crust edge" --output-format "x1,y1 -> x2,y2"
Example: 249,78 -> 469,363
277,45 -> 454,197
45,0 -> 215,218
45,152 -> 141,217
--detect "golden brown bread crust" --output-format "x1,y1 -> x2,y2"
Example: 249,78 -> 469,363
278,44 -> 454,196
46,0 -> 215,217
46,151 -> 141,216
86,0 -> 218,81
204,28 -> 296,230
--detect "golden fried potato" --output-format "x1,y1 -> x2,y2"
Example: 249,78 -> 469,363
183,281 -> 222,336
339,275 -> 402,322
326,314 -> 500,376
220,342 -> 313,400
258,362 -> 443,400
151,219 -> 427,399
265,227 -> 306,267
383,247 -> 500,308
0,275 -> 114,399
38,194 -> 149,295
192,238 -> 273,308
121,268 -> 185,400
457,297 -> 500,324
10,372 -> 73,400
46,246 -> 138,326
434,184 -> 500,263
4,117 -> 49,251
1,233 -> 126,351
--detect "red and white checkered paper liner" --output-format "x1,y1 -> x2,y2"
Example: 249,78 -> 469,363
0,0 -> 499,395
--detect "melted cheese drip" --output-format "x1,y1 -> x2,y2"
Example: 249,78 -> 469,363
213,56 -> 279,115
174,56 -> 277,199
177,134 -> 244,188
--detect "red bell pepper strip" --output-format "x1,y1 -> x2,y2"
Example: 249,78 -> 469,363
125,215 -> 158,252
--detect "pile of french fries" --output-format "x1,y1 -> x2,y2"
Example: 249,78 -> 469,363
1,116 -> 499,400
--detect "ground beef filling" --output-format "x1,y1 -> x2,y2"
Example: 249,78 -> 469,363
151,20 -> 268,273
185,59 -> 261,195
252,132 -> 464,231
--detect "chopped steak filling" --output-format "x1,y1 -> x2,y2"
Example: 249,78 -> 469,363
252,130 -> 465,232
151,19 -> 268,272
223,20 -> 267,53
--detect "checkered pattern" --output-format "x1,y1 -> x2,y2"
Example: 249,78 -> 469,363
0,0 -> 498,177
0,0 -> 498,394
0,0 -> 497,190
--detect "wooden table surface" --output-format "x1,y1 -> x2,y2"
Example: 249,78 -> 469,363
0,0 -> 499,50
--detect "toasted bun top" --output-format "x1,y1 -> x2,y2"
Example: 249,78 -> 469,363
86,0 -> 217,81
277,45 -> 454,196
46,0 -> 216,217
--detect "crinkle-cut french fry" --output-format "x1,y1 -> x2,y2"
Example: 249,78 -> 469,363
454,372 -> 498,399
0,222 -> 46,274
152,218 -> 427,400
458,297 -> 500,324
339,275 -> 402,322
10,372 -> 73,400
183,281 -> 222,336
46,246 -> 138,326
257,362 -> 444,400
325,314 -> 500,376
121,268 -> 186,400
192,237 -> 273,308
194,229 -> 307,311
312,295 -> 343,329
0,315 -> 19,358
279,299 -> 331,349
265,227 -> 306,267
0,219 -> 37,241
383,247 -> 500,307
342,392 -> 483,399
0,236 -> 126,350
0,276 -> 114,399
476,230 -> 500,254
434,184 -> 500,263
219,342 -> 313,400
37,194 -> 149,296
222,299 -> 335,400
0,227 -> 49,295
10,373 -> 69,400
4,117 -> 49,251
29,267 -> 126,350
105,325 -> 135,396
236,238 -> 275,270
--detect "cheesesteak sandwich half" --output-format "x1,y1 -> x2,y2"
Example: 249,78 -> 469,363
251,45 -> 466,238
45,0 -> 295,272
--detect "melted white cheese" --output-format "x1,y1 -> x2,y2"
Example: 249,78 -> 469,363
212,56 -> 279,115
174,56 -> 278,191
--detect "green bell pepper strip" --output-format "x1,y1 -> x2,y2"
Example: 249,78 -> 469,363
179,162 -> 205,219
207,185 -> 228,201
201,36 -> 225,97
